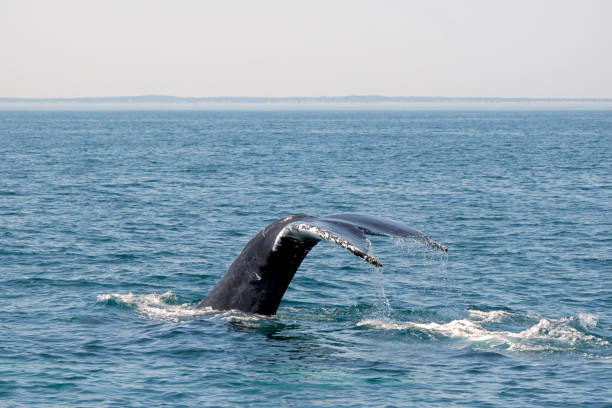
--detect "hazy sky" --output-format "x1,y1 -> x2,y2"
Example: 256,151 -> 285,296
1,0 -> 610,98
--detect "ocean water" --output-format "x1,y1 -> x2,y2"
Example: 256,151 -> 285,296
1,110 -> 610,407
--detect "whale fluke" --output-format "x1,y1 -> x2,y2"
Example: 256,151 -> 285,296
321,213 -> 448,253
197,214 -> 447,315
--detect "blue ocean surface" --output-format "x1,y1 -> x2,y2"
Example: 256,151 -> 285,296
1,110 -> 610,407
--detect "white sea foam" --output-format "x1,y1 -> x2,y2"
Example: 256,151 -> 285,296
96,291 -> 271,323
576,313 -> 599,329
97,291 -> 214,322
468,309 -> 517,322
220,313 -> 267,323
98,292 -> 609,352
357,310 -> 609,352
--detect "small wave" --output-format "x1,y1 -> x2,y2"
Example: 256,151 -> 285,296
357,310 -> 609,352
96,291 -> 214,322
468,309 -> 515,322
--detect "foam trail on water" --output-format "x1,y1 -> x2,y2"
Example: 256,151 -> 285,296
97,291 -> 273,323
97,291 -> 214,322
357,310 -> 610,352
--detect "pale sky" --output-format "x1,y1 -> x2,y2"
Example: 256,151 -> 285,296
1,0 -> 610,98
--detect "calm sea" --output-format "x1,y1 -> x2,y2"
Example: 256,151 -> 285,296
1,110 -> 610,407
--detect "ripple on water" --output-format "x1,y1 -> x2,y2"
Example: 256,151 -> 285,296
2,110 -> 612,407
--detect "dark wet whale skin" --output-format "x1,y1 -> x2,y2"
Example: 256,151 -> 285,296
197,215 -> 316,315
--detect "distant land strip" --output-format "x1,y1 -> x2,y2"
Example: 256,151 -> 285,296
2,95 -> 612,103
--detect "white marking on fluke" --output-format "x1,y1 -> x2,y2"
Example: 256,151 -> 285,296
273,222 -> 382,266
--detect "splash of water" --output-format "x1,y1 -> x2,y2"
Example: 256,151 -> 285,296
392,236 -> 449,265
97,291 -> 273,325
96,291 -> 213,322
357,310 -> 610,352
364,240 -> 393,320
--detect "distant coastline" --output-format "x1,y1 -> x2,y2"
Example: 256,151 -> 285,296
2,95 -> 612,110
3,95 -> 612,103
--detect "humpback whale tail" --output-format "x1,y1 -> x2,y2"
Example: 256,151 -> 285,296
198,214 -> 447,315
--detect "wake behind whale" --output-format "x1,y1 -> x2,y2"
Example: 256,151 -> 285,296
197,214 -> 447,315
96,292 -> 609,355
